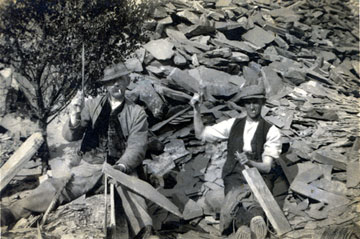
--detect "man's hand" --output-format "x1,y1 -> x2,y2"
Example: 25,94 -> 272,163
113,164 -> 128,174
190,93 -> 201,111
69,90 -> 84,126
235,151 -> 249,166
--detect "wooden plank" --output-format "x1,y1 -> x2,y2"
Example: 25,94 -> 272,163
0,132 -> 44,192
242,167 -> 291,236
290,181 -> 350,206
102,163 -> 182,218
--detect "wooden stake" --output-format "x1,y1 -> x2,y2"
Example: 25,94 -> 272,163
104,174 -> 108,237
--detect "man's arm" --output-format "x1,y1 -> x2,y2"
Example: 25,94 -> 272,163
62,91 -> 90,141
191,94 -> 205,140
247,156 -> 273,173
116,106 -> 148,172
248,125 -> 282,173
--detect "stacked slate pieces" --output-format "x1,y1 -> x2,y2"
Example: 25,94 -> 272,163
2,0 -> 359,238
124,0 -> 360,237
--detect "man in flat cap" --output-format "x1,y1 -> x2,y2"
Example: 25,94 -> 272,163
190,81 -> 282,239
1,62 -> 158,239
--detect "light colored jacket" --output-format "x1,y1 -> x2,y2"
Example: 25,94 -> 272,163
62,94 -> 148,171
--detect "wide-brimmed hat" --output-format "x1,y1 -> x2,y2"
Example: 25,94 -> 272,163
100,62 -> 130,83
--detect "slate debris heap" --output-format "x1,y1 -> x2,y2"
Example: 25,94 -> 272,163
124,0 -> 360,237
1,0 -> 359,238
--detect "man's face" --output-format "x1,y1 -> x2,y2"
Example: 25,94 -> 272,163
244,98 -> 264,120
104,75 -> 130,101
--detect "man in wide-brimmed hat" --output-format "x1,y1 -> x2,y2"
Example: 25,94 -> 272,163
1,62 -> 159,239
190,81 -> 282,239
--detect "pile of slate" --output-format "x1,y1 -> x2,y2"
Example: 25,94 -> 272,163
122,0 -> 360,237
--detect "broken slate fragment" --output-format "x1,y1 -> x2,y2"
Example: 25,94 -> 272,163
204,48 -> 232,58
183,199 -> 204,220
188,66 -> 240,97
216,0 -> 232,8
158,16 -> 173,25
183,24 -> 216,38
127,77 -> 165,118
311,149 -> 347,170
177,10 -> 200,25
262,66 -> 285,98
167,68 -> 200,94
125,58 -> 143,73
231,52 -> 250,62
346,161 -> 360,188
144,38 -> 175,60
242,26 -> 275,48
173,52 -> 187,66
143,153 -> 176,177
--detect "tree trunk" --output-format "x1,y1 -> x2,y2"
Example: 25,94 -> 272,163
38,119 -> 50,173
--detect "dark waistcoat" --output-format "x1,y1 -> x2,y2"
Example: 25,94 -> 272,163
222,117 -> 271,180
80,101 -> 126,164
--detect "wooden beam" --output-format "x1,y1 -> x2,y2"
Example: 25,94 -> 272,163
290,181 -> 350,206
102,163 -> 182,218
242,167 -> 292,236
0,132 -> 44,192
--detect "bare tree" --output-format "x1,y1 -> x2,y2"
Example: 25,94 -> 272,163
0,0 -> 154,163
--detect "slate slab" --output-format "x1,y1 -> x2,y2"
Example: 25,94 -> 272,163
144,38 -> 175,60
188,66 -> 240,97
167,68 -> 200,93
242,26 -> 275,48
177,10 -> 200,25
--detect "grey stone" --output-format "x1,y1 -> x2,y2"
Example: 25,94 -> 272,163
207,10 -> 226,21
183,24 -> 216,38
188,66 -> 240,97
213,32 -> 256,53
173,52 -> 188,66
144,38 -> 175,60
177,10 -> 200,25
231,52 -> 249,62
204,48 -> 232,58
183,199 -> 204,220
197,55 -> 229,67
167,68 -> 200,93
243,66 -> 260,84
242,26 -> 275,48
216,0 -> 233,8
158,16 -> 173,25
135,48 -> 146,63
153,7 -> 168,19
125,58 -> 143,73
127,77 -> 165,118
262,66 -> 285,99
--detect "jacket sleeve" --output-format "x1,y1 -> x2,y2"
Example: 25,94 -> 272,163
116,106 -> 148,171
62,101 -> 91,142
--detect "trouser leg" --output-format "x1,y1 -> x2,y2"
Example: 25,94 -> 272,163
220,186 -> 246,235
10,161 -> 103,220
